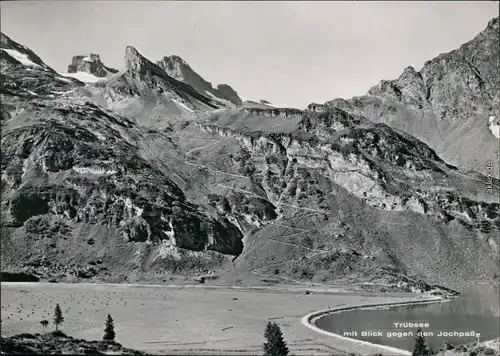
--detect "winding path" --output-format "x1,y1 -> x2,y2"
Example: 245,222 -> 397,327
179,134 -> 334,285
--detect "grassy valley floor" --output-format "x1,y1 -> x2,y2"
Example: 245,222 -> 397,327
0,282 -> 433,355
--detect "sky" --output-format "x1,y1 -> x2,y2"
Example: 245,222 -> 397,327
1,1 -> 498,108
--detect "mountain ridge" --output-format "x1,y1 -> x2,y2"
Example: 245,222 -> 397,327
324,16 -> 500,178
1,32 -> 55,73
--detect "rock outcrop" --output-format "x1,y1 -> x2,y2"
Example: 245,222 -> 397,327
0,332 -> 149,355
242,107 -> 303,119
67,53 -> 118,77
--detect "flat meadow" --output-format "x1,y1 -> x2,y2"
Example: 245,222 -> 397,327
1,282 -> 415,355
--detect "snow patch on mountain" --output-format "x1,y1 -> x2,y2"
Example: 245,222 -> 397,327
72,166 -> 118,175
204,90 -> 235,108
2,48 -> 43,69
55,76 -> 73,83
172,99 -> 194,112
61,72 -> 105,83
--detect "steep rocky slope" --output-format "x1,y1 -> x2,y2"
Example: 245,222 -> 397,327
325,17 -> 500,178
157,55 -> 242,107
1,24 -> 499,291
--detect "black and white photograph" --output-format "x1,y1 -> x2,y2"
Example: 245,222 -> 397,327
0,1 -> 499,355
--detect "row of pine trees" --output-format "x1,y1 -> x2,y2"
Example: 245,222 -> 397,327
42,303 -> 432,355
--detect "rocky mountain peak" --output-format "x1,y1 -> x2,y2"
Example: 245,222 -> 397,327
124,46 -> 151,75
67,53 -> 117,78
326,16 -> 499,178
366,16 -> 499,115
399,66 -> 419,80
487,15 -> 499,30
214,84 -> 242,106
0,32 -> 14,47
168,54 -> 189,66
157,55 -> 189,82
101,46 -> 220,116
156,55 -> 242,106
0,32 -> 54,73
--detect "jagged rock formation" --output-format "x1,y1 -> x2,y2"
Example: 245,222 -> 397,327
157,55 -> 242,106
67,53 -> 118,78
197,107 -> 497,220
241,107 -> 303,119
93,47 -> 221,128
325,17 -> 500,178
307,103 -> 327,112
1,21 -> 499,290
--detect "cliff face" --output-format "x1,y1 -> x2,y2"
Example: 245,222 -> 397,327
157,55 -> 242,107
325,17 -> 500,178
196,108 -> 497,221
67,54 -> 118,78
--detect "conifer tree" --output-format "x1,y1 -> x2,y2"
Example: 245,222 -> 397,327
103,314 -> 116,342
263,321 -> 289,356
412,328 -> 430,356
53,304 -> 64,331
